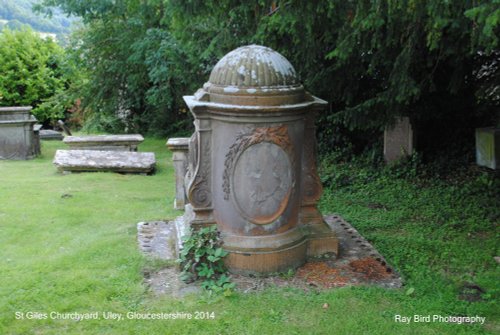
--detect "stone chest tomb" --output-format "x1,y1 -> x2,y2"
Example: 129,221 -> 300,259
0,106 -> 39,160
181,45 -> 338,274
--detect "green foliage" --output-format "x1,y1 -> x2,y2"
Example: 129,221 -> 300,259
37,0 -> 194,136
465,0 -> 500,53
170,0 -> 498,131
0,27 -> 70,122
319,152 -> 499,325
35,0 -> 499,150
178,225 -> 234,294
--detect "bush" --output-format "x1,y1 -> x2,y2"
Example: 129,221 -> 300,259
0,28 -> 68,123
178,226 -> 234,295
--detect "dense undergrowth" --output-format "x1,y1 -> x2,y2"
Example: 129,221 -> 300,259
319,151 -> 499,330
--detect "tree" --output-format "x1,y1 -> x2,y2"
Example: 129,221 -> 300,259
38,0 -> 499,154
170,0 -> 499,155
0,27 -> 68,123
37,0 -> 193,135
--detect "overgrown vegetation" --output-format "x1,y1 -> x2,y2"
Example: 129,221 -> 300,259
178,226 -> 234,295
319,150 -> 499,328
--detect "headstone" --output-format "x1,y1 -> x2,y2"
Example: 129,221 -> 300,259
476,127 -> 500,170
166,138 -> 190,210
53,149 -> 156,174
181,45 -> 338,274
33,124 -> 42,156
384,116 -> 415,163
40,129 -> 64,141
0,106 -> 39,160
63,134 -> 144,151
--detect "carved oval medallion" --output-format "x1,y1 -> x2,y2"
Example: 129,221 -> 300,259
233,142 -> 292,224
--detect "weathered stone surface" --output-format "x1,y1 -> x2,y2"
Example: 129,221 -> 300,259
0,106 -> 38,160
33,124 -> 42,155
166,138 -> 189,210
384,117 -> 415,163
141,214 -> 401,296
181,45 -> 338,274
476,127 -> 500,170
53,149 -> 156,174
0,106 -> 32,121
137,221 -> 177,260
63,134 -> 144,151
40,129 -> 64,141
137,219 -> 202,298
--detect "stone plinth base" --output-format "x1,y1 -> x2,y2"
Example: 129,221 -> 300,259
222,223 -> 338,275
63,134 -> 144,151
53,149 -> 156,174
137,214 -> 401,295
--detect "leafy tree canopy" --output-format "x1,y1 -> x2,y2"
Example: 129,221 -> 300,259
0,27 -> 70,123
36,0 -> 499,151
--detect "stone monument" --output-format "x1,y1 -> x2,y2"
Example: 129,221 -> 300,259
181,45 -> 338,274
167,138 -> 190,210
0,106 -> 39,160
475,127 -> 500,170
63,134 -> 144,151
384,116 -> 415,163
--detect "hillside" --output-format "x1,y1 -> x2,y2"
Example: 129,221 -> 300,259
0,0 -> 76,37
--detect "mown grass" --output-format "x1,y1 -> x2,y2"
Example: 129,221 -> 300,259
0,139 -> 498,334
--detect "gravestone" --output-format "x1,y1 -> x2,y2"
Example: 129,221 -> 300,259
166,138 -> 190,209
33,124 -> 42,156
181,45 -> 338,274
476,127 -> 500,170
384,116 -> 415,163
0,106 -> 39,160
63,134 -> 144,151
53,149 -> 156,174
40,129 -> 64,141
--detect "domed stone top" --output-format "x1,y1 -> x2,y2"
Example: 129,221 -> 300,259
201,45 -> 306,106
209,45 -> 299,87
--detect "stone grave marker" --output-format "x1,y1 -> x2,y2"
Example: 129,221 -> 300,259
53,149 -> 156,174
40,129 -> 64,141
63,134 -> 144,151
476,127 -> 500,170
166,138 -> 189,210
178,45 -> 338,274
0,106 -> 39,160
384,116 -> 415,163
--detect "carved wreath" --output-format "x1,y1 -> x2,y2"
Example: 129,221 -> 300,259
222,125 -> 294,200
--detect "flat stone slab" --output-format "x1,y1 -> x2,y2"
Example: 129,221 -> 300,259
53,149 -> 156,174
137,221 -> 202,298
137,221 -> 177,259
40,129 -> 64,140
138,214 -> 401,296
63,134 -> 144,151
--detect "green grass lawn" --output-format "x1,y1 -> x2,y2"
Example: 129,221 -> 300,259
0,139 -> 498,334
